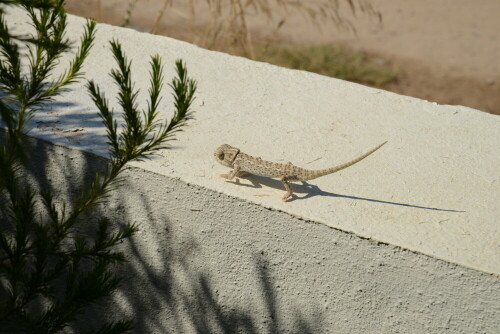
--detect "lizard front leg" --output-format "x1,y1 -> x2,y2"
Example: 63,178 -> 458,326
220,164 -> 241,180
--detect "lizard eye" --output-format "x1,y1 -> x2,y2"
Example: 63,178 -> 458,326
218,152 -> 224,160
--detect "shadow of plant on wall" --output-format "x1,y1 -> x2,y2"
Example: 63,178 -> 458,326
0,1 -> 197,332
0,2 -> 323,332
88,193 -> 326,333
122,233 -> 324,333
2,129 -> 326,333
82,162 -> 324,332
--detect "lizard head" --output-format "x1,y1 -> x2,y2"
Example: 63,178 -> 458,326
214,144 -> 240,167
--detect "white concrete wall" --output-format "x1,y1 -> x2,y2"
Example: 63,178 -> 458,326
4,7 -> 500,333
9,134 -> 498,333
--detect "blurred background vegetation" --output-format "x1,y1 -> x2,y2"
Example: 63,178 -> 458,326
66,0 -> 400,88
64,0 -> 500,115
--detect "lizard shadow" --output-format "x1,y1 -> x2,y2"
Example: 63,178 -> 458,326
225,175 -> 465,213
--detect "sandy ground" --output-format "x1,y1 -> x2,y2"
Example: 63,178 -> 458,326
65,0 -> 500,115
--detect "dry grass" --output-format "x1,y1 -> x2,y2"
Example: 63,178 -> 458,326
254,44 -> 399,86
117,0 -> 381,58
120,0 -> 139,27
95,1 -> 395,86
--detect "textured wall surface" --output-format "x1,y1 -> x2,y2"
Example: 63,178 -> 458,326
9,134 -> 498,333
6,6 -> 500,275
2,6 -> 499,333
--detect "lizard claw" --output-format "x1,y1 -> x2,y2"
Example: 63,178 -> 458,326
281,194 -> 292,202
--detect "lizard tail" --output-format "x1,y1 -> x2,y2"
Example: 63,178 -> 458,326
302,141 -> 387,181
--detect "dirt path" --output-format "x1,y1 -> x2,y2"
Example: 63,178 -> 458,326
65,0 -> 500,114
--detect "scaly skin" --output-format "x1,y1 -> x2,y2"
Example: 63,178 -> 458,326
214,142 -> 387,202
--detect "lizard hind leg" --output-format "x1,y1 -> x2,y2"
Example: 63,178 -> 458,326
280,176 -> 295,202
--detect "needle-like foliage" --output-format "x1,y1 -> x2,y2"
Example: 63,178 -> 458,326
0,1 -> 197,333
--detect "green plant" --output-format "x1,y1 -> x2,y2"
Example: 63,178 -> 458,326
0,1 -> 197,333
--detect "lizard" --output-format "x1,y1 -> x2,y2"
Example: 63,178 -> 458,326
214,141 -> 387,202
